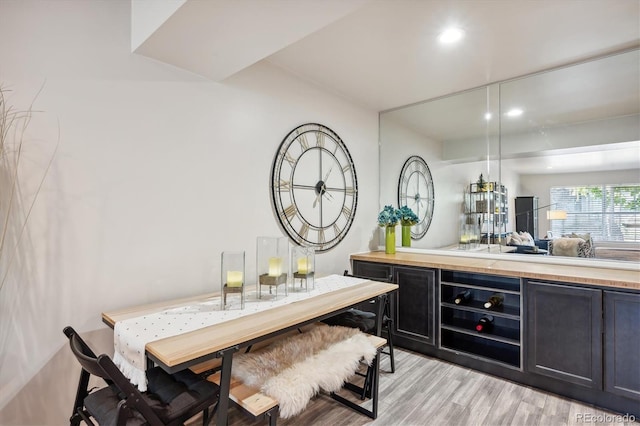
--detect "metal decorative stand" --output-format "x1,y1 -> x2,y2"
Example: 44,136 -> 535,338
291,246 -> 315,292
256,236 -> 289,299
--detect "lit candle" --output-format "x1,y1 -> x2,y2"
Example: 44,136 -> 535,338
297,258 -> 309,274
268,257 -> 282,277
226,271 -> 243,287
460,235 -> 469,243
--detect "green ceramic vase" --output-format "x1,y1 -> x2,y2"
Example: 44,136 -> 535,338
402,225 -> 411,247
385,225 -> 396,254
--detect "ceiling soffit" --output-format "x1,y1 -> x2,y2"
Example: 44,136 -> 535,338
130,0 -> 368,82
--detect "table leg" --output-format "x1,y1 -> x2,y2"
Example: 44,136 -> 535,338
217,346 -> 238,425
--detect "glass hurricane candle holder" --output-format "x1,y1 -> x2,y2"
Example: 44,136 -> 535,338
459,220 -> 480,250
291,246 -> 315,292
221,251 -> 245,309
256,236 -> 289,299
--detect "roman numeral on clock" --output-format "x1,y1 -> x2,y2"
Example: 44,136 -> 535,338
342,205 -> 352,219
283,204 -> 297,221
299,223 -> 309,239
279,180 -> 291,192
298,134 -> 309,151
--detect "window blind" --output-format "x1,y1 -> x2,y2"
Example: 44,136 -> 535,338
550,184 -> 640,242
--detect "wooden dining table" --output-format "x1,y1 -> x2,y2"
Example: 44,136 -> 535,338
102,277 -> 398,425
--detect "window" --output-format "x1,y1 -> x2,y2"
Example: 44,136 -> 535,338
550,184 -> 640,242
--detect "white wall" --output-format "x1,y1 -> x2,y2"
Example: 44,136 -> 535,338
0,1 -> 378,422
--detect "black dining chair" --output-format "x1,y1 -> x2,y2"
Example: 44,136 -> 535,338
322,271 -> 396,401
63,326 -> 219,426
324,271 -> 395,374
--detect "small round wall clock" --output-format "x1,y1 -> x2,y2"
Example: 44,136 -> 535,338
270,123 -> 358,252
397,155 -> 434,239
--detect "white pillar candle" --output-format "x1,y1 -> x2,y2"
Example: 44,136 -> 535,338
297,258 -> 309,274
226,271 -> 243,287
268,257 -> 282,277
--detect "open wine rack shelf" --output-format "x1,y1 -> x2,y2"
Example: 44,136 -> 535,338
439,270 -> 522,369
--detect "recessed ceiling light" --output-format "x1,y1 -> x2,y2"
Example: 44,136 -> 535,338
484,112 -> 492,121
438,27 -> 464,44
506,108 -> 524,117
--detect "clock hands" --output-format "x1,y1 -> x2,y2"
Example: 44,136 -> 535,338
312,183 -> 336,208
312,166 -> 335,208
322,165 -> 334,184
313,186 -> 323,208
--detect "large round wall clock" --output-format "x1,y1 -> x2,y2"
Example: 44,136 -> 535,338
271,123 -> 358,252
398,155 -> 434,239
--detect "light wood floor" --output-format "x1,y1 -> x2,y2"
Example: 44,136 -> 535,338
213,348 -> 637,426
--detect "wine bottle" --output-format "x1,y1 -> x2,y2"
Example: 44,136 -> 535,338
475,315 -> 494,332
484,293 -> 504,309
454,290 -> 472,305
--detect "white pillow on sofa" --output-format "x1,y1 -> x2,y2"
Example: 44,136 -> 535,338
518,231 -> 535,246
550,237 -> 584,257
508,232 -> 523,245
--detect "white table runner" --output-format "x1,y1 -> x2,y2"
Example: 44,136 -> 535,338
113,274 -> 368,391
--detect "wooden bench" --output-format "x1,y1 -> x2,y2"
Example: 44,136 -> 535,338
191,327 -> 310,425
202,332 -> 386,425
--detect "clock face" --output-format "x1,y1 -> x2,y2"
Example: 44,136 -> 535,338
271,123 -> 358,252
398,156 -> 434,239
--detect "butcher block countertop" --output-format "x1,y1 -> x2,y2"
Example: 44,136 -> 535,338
351,251 -> 640,291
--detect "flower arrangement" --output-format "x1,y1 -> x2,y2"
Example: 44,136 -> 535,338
377,205 -> 400,227
398,205 -> 418,226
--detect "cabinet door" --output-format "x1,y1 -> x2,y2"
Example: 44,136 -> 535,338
352,261 -> 393,282
526,281 -> 602,389
604,291 -> 640,401
394,266 -> 436,346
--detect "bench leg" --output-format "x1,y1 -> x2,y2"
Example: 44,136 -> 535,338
330,350 -> 380,419
371,351 -> 379,419
266,408 -> 278,426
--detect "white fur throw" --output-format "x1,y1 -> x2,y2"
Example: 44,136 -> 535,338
231,324 -> 377,419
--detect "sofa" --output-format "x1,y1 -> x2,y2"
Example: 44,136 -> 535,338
547,233 -> 595,258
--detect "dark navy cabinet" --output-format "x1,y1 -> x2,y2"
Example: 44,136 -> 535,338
352,261 -> 392,282
604,291 -> 640,401
351,261 -> 436,348
393,266 -> 436,347
526,281 -> 602,389
351,257 -> 640,417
